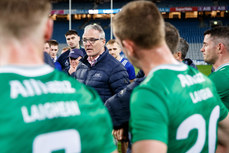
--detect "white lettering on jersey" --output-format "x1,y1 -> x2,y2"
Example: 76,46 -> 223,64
190,88 -> 213,103
121,60 -> 128,67
10,80 -> 29,98
178,73 -> 205,87
10,79 -> 76,99
21,101 -> 81,123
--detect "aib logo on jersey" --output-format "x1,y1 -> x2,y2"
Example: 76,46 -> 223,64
10,79 -> 76,99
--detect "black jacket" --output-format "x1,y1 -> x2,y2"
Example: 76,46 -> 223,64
105,77 -> 145,129
183,58 -> 198,69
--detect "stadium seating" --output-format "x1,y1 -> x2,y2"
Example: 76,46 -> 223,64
52,0 -> 229,61
53,16 -> 229,60
52,0 -> 221,10
156,0 -> 214,7
52,2 -> 94,9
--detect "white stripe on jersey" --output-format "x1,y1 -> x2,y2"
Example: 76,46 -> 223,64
148,63 -> 188,76
0,64 -> 54,77
215,63 -> 229,72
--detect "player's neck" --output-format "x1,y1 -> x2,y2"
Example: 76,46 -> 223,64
116,55 -> 121,61
0,40 -> 44,66
213,56 -> 229,70
139,44 -> 179,76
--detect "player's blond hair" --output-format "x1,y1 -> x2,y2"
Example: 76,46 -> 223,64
0,0 -> 51,39
112,1 -> 165,49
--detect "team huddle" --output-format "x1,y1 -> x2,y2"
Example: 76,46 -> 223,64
0,0 -> 229,153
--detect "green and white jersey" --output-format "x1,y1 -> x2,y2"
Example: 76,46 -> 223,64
130,64 -> 228,153
209,63 -> 229,110
0,65 -> 116,153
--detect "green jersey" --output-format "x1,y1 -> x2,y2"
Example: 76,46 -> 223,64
209,63 -> 229,109
0,65 -> 116,153
130,64 -> 228,153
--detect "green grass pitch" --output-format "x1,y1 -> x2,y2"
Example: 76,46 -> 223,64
197,65 -> 212,76
134,65 -> 213,76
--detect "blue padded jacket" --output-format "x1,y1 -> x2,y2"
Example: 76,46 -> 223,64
73,48 -> 130,102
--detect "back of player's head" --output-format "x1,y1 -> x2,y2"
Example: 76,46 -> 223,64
177,38 -> 189,60
0,0 -> 51,39
84,23 -> 105,39
204,26 -> 229,50
112,1 -> 165,49
165,22 -> 180,54
65,30 -> 79,37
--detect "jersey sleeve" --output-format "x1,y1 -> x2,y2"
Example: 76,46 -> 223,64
86,87 -> 117,153
130,86 -> 169,144
218,99 -> 229,121
210,79 -> 229,121
208,73 -> 228,120
101,105 -> 117,153
209,72 -> 229,110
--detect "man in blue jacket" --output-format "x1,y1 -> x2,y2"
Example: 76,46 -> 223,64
73,24 -> 130,102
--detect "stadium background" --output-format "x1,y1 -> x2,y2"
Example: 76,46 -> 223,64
50,0 -> 229,75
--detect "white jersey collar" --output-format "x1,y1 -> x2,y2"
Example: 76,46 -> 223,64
0,64 -> 54,77
215,63 -> 229,72
148,63 -> 188,76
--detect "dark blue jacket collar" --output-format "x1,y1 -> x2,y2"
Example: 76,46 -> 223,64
81,47 -> 109,67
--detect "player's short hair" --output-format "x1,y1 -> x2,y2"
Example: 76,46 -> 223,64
45,40 -> 51,47
204,26 -> 229,50
165,22 -> 180,54
0,0 -> 51,39
112,1 -> 165,49
84,23 -> 105,39
177,38 -> 189,60
106,39 -> 118,46
65,30 -> 79,37
49,40 -> 59,46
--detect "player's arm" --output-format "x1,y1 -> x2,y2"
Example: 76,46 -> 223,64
111,150 -> 118,153
217,113 -> 229,153
132,140 -> 167,153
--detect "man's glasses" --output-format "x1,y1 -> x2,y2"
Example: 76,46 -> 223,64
82,38 -> 101,44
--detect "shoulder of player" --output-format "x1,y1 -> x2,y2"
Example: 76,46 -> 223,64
216,66 -> 229,75
57,50 -> 70,60
209,71 -> 228,90
209,67 -> 228,81
135,74 -> 166,94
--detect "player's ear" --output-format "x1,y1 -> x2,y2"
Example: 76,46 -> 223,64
177,51 -> 182,58
122,40 -> 135,56
44,18 -> 53,41
218,43 -> 225,54
102,38 -> 106,46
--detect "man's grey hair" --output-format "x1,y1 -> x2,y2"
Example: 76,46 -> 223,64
165,22 -> 180,53
177,37 -> 189,60
84,23 -> 105,39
